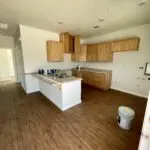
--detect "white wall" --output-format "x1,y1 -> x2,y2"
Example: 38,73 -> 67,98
19,25 -> 79,93
0,35 -> 14,49
82,23 -> 150,98
13,27 -> 26,90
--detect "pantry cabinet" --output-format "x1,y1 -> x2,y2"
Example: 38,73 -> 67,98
46,41 -> 63,62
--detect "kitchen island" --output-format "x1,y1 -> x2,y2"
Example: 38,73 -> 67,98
35,74 -> 82,111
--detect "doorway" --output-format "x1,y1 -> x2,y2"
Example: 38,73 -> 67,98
0,49 -> 15,82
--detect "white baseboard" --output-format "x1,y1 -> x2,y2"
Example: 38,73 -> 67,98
111,87 -> 148,99
26,89 -> 39,94
62,100 -> 82,111
0,77 -> 11,81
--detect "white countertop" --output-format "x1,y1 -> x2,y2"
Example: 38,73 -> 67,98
72,68 -> 112,74
35,74 -> 82,85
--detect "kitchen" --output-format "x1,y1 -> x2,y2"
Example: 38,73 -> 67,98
11,22 -> 149,150
0,0 -> 149,149
30,31 -> 140,111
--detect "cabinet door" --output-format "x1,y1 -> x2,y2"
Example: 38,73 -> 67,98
81,70 -> 111,90
78,44 -> 87,61
87,45 -> 98,61
111,37 -> 140,52
69,34 -> 74,53
54,42 -> 63,61
97,43 -> 113,62
72,70 -> 82,78
59,32 -> 74,53
82,71 -> 92,84
127,37 -> 140,51
74,35 -> 80,53
90,72 -> 106,89
47,41 -> 55,61
71,53 -> 78,62
72,70 -> 77,77
47,41 -> 63,62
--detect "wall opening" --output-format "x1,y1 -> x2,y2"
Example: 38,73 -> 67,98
0,48 -> 15,82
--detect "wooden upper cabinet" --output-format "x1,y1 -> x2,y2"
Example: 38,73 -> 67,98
71,53 -> 78,62
97,43 -> 113,62
111,37 -> 140,52
59,32 -> 74,53
74,35 -> 80,53
79,44 -> 87,61
87,44 -> 98,61
46,41 -> 63,62
72,44 -> 87,62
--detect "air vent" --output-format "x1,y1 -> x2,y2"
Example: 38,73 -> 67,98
92,25 -> 100,29
99,18 -> 104,22
57,21 -> 63,24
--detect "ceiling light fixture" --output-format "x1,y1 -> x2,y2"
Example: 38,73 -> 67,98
57,21 -> 63,24
138,0 -> 147,6
99,18 -> 105,22
0,23 -> 8,30
92,25 -> 100,29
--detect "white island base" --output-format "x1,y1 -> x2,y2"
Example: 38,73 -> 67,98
38,76 -> 82,111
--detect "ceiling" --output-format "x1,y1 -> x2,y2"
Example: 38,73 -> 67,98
0,0 -> 149,37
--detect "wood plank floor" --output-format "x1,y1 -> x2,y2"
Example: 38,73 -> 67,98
0,82 -> 147,150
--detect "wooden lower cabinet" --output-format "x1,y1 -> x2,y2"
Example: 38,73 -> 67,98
72,69 -> 112,90
72,70 -> 82,78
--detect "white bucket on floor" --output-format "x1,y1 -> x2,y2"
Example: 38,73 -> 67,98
117,106 -> 135,130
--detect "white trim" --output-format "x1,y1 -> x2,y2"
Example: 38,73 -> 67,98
111,87 -> 148,99
62,101 -> 81,111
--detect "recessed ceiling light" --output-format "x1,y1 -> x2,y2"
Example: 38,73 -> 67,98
92,25 -> 100,29
99,18 -> 104,22
57,21 -> 63,24
0,23 -> 8,30
138,0 -> 147,6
